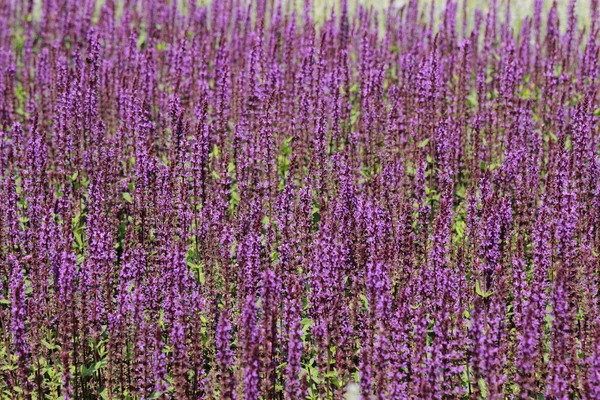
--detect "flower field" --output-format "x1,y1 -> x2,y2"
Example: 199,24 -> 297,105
1,0 -> 600,398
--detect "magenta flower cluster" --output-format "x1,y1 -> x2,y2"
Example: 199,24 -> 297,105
1,0 -> 600,398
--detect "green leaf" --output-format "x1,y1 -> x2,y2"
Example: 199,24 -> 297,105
210,144 -> 220,159
122,192 -> 133,204
74,231 -> 83,248
475,280 -> 484,296
594,108 -> 600,117
417,138 -> 430,148
454,220 -> 466,239
312,211 -> 321,225
81,359 -> 107,378
350,110 -> 360,125
301,318 -> 313,335
359,294 -> 369,308
41,339 -> 60,350
467,92 -> 478,107
475,280 -> 494,298
303,366 -> 320,383
478,378 -> 488,398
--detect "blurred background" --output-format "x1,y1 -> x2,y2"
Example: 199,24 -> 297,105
307,0 -> 593,29
19,0 -> 595,47
28,0 -> 595,29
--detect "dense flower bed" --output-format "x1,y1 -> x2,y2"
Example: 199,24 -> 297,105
1,0 -> 600,398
